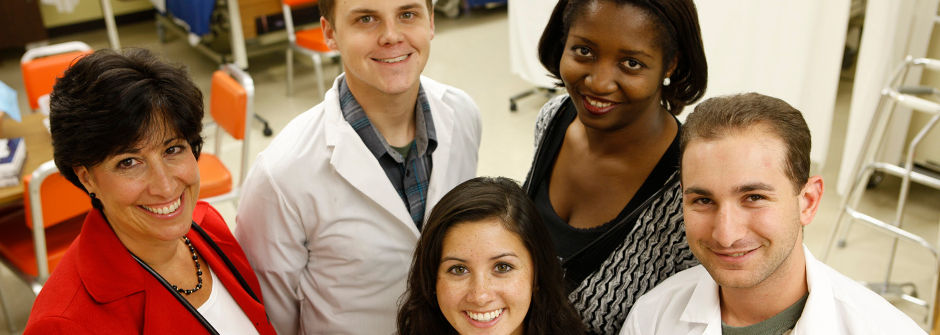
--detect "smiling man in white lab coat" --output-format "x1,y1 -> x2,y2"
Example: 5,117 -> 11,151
233,0 -> 481,334
621,93 -> 923,335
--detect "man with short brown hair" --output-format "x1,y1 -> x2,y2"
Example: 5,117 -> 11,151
235,0 -> 481,334
621,93 -> 923,334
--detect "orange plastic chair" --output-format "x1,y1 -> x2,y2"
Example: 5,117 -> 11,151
0,160 -> 89,331
198,64 -> 255,204
20,41 -> 93,111
283,0 -> 340,96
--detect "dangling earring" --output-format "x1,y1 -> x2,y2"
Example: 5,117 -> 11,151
663,77 -> 671,86
89,192 -> 103,209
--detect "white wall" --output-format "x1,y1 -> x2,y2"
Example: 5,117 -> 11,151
695,0 -> 850,172
40,0 -> 153,28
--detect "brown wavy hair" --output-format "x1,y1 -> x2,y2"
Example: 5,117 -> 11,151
397,177 -> 585,334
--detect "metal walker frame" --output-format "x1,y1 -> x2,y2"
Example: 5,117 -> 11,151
824,56 -> 940,329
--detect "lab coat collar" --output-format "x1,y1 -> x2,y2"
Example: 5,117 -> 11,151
419,76 -> 456,226
793,246 -> 839,334
324,74 -> 455,236
679,244 -> 835,334
680,266 -> 723,334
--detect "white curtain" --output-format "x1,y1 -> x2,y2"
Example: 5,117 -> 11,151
508,0 -> 557,88
42,0 -> 80,13
695,0 -> 850,171
836,0 -> 940,195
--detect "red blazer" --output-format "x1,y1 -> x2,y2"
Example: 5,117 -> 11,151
24,201 -> 277,334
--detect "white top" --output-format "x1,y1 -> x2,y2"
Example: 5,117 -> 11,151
235,74 -> 482,335
197,269 -> 260,335
620,245 -> 926,335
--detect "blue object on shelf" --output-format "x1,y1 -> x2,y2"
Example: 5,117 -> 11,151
465,0 -> 508,8
166,0 -> 216,36
0,81 -> 21,122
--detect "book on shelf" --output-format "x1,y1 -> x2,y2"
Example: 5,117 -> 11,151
0,137 -> 27,187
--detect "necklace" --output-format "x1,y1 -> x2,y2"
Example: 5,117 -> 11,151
171,236 -> 203,295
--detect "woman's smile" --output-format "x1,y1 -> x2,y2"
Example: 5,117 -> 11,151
582,95 -> 620,115
140,195 -> 183,216
465,308 -> 505,327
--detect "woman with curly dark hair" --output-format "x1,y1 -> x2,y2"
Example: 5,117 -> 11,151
398,177 -> 585,334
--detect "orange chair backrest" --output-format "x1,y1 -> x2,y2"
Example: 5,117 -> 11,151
21,50 -> 93,110
210,70 -> 248,140
283,0 -> 317,7
23,172 -> 92,229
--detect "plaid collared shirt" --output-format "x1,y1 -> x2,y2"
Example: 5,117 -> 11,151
339,77 -> 437,229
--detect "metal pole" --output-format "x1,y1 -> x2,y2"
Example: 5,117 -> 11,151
99,0 -> 121,49
226,0 -> 248,69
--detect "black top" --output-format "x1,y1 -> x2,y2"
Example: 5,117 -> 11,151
531,97 -> 681,261
523,95 -> 698,334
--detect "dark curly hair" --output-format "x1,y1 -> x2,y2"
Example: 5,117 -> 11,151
398,177 -> 585,335
538,0 -> 707,114
50,48 -> 204,208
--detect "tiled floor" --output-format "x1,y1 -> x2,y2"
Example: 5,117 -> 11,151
0,7 -> 938,333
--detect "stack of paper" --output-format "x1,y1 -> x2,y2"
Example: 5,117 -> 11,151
0,138 -> 27,187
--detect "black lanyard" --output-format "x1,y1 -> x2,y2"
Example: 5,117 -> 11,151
129,222 -> 260,334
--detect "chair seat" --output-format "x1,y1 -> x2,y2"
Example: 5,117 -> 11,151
295,27 -> 332,53
22,50 -> 92,110
0,205 -> 85,277
198,153 -> 232,199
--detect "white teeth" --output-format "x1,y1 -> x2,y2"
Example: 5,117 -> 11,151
142,197 -> 181,215
467,309 -> 503,322
585,96 -> 613,108
378,55 -> 408,63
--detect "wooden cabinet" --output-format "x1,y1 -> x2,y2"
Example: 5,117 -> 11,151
239,0 -> 282,39
0,0 -> 48,49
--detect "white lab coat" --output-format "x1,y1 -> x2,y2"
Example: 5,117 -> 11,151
620,246 -> 925,335
235,74 -> 481,335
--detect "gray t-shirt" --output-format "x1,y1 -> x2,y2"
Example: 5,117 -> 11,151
721,293 -> 809,335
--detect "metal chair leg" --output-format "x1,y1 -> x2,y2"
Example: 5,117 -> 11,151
509,87 -> 557,112
254,114 -> 273,137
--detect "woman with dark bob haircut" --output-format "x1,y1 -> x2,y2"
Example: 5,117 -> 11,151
522,0 -> 707,333
24,48 -> 276,334
398,177 -> 585,334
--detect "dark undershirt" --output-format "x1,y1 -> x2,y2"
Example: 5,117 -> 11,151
391,141 -> 414,159
532,99 -> 680,260
721,292 -> 809,335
